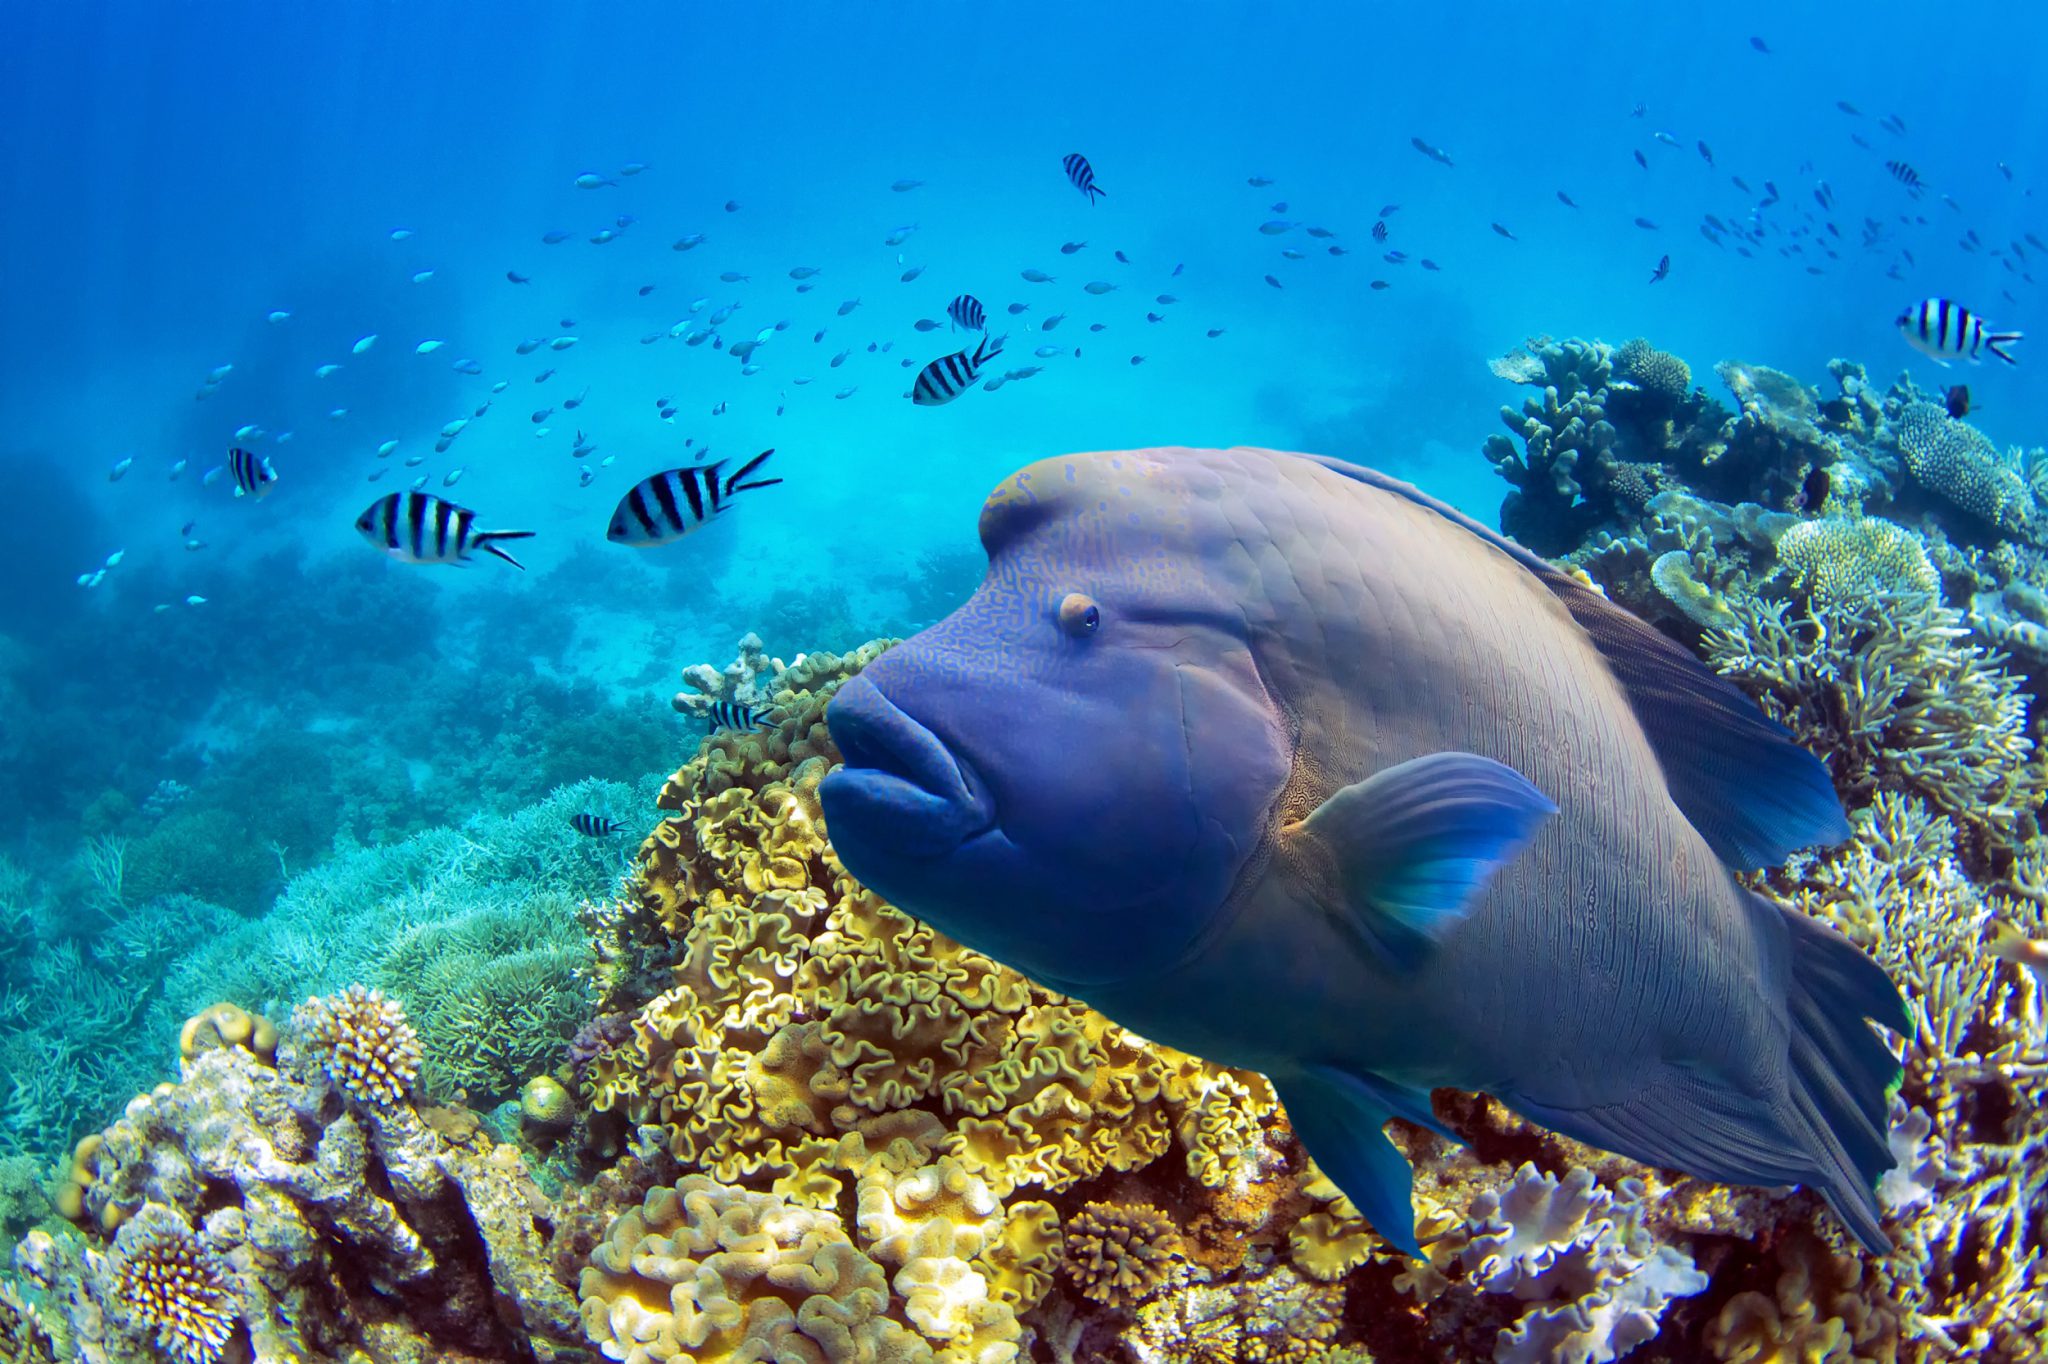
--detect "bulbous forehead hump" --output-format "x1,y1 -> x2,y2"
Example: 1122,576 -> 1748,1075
976,449 -> 1225,559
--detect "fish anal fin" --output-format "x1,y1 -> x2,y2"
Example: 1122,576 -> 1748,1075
1292,751 -> 1555,969
1506,897 -> 1902,1254
1276,1064 -> 1434,1257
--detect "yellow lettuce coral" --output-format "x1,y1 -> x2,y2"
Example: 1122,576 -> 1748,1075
581,643 -> 1274,1214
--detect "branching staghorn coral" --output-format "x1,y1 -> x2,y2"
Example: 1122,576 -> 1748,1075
1704,591 -> 2043,858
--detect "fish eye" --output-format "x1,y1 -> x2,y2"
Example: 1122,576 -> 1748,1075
1058,592 -> 1101,636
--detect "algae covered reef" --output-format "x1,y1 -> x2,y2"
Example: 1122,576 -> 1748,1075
4,338 -> 2047,1362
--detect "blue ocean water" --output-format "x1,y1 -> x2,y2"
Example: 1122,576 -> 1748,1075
2,0 -> 2047,1300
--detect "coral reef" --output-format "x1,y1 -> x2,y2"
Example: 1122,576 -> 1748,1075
23,998 -> 583,1362
13,331 -> 2048,1362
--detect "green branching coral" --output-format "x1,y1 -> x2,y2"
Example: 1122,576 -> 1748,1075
1774,516 -> 1940,604
1896,400 -> 2036,536
376,899 -> 590,1102
1704,592 -> 2043,857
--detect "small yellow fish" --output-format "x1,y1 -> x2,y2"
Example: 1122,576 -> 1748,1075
1990,921 -> 2048,985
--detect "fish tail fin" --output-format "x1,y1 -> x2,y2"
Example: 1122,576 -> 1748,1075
1775,898 -> 1907,1251
725,448 -> 782,494
476,530 -> 535,569
1090,186 -> 1106,203
1987,331 -> 2022,364
1505,894 -> 1903,1254
1274,1064 -> 1456,1258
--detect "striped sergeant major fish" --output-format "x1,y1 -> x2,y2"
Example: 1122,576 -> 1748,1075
947,293 -> 986,332
1062,152 -> 1105,204
706,699 -> 773,732
228,445 -> 277,499
570,812 -> 624,837
911,334 -> 1005,407
1897,297 -> 2021,366
606,450 -> 781,546
355,491 -> 535,567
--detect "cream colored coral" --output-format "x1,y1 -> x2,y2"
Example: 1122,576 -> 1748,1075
292,984 -> 421,1107
579,1175 -> 927,1364
1062,1201 -> 1183,1308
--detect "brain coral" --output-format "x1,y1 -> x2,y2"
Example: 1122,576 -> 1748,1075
1774,515 -> 1940,603
1895,399 -> 2035,535
294,984 -> 422,1107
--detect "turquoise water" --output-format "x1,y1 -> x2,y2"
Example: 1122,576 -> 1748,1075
3,3 -> 2047,1358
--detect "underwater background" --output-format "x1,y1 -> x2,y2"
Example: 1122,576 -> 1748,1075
4,2 -> 2048,1361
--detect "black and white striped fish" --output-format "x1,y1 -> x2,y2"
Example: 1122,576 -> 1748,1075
570,812 -> 624,837
228,446 -> 277,499
947,293 -> 986,332
1062,152 -> 1105,204
1897,297 -> 2021,366
706,699 -> 773,731
911,334 -> 1005,407
355,491 -> 534,567
606,450 -> 781,546
1885,159 -> 1922,191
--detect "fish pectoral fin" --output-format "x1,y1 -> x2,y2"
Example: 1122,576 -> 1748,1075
1297,751 -> 1555,968
1276,1064 -> 1437,1257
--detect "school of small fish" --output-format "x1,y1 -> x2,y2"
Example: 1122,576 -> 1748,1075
82,85 -> 2037,600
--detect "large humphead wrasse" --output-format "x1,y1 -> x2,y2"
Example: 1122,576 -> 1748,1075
819,446 -> 1907,1253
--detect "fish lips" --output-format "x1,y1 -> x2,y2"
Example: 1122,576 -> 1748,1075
820,675 -> 993,861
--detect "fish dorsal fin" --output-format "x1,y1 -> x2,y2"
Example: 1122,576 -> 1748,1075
1289,451 -> 1850,869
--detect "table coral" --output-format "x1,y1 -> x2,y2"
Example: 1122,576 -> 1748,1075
1894,400 -> 2037,538
1775,516 -> 1940,604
